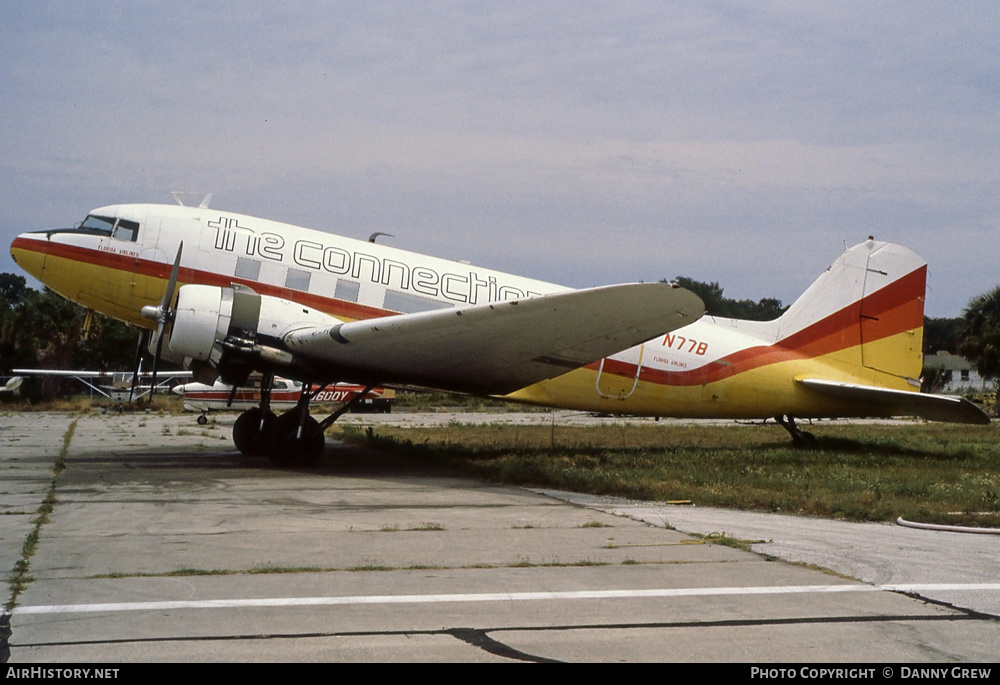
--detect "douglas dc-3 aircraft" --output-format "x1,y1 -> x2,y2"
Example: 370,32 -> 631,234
10,202 -> 988,464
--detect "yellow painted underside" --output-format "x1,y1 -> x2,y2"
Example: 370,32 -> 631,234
14,247 -> 162,328
505,330 -> 923,420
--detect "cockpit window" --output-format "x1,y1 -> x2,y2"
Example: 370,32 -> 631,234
76,215 -> 140,242
112,219 -> 139,242
79,215 -> 115,235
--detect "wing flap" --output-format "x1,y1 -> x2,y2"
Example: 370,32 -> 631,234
798,378 -> 990,425
286,283 -> 704,394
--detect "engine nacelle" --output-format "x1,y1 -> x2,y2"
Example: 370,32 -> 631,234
169,284 -> 343,382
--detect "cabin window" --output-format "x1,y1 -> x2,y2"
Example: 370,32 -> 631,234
235,257 -> 260,281
285,268 -> 311,292
335,279 -> 360,303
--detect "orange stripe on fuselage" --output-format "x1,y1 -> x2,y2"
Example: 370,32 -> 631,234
597,265 -> 926,387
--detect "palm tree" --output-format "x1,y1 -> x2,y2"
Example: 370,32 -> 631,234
957,285 -> 1000,384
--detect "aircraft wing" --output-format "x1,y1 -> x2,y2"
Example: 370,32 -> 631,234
285,283 -> 704,395
797,378 -> 990,425
12,368 -> 193,398
13,369 -> 193,379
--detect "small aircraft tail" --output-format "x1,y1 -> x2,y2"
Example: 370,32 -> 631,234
771,238 -> 926,384
763,239 -> 988,424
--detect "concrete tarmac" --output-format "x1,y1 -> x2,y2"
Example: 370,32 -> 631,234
2,411 -> 998,663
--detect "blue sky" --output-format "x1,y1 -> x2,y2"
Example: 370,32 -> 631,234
2,1 -> 997,316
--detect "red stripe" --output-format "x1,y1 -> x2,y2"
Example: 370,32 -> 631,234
183,390 -> 303,402
14,237 -> 394,321
599,266 -> 926,387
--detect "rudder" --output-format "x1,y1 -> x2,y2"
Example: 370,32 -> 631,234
774,239 -> 926,383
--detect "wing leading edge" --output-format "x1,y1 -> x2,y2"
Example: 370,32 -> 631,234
285,283 -> 705,395
798,378 -> 990,425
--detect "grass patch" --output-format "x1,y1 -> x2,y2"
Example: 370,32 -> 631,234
336,421 -> 1000,527
410,522 -> 445,531
378,522 -> 445,532
697,532 -> 758,552
4,395 -> 189,414
87,557 -> 641,580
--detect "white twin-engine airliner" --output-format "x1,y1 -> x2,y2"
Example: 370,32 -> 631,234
10,203 -> 988,464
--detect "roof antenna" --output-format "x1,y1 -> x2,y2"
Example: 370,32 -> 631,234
368,231 -> 395,243
171,192 -> 213,208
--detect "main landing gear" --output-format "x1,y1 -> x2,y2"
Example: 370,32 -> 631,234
232,373 -> 376,466
775,415 -> 818,448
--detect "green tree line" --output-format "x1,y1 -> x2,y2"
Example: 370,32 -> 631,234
1,273 -> 138,399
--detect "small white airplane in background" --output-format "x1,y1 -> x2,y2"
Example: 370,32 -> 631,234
173,377 -> 393,424
12,368 -> 193,403
10,201 -> 989,465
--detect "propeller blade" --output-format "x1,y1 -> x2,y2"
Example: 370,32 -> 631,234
160,242 -> 183,312
141,242 -> 184,326
150,329 -> 166,407
128,331 -> 148,403
143,243 -> 183,407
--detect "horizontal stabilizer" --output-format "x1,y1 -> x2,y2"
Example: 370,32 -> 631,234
285,283 -> 704,394
798,378 -> 990,425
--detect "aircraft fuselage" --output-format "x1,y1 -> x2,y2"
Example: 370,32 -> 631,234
11,203 -> 931,421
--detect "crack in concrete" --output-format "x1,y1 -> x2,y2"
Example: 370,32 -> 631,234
2,417 -> 77,664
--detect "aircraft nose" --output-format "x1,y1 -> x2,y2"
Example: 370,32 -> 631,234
171,385 -> 186,397
10,232 -> 49,282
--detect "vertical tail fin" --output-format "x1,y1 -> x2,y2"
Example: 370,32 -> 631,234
773,239 -> 927,383
781,240 -> 987,423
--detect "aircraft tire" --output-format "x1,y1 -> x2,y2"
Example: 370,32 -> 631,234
233,408 -> 276,456
266,412 -> 325,467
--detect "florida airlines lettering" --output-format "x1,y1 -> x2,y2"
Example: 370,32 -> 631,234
9,202 -> 988,464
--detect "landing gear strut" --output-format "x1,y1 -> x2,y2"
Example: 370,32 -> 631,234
775,415 -> 818,448
232,371 -> 277,456
266,409 -> 325,467
232,375 -> 376,466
